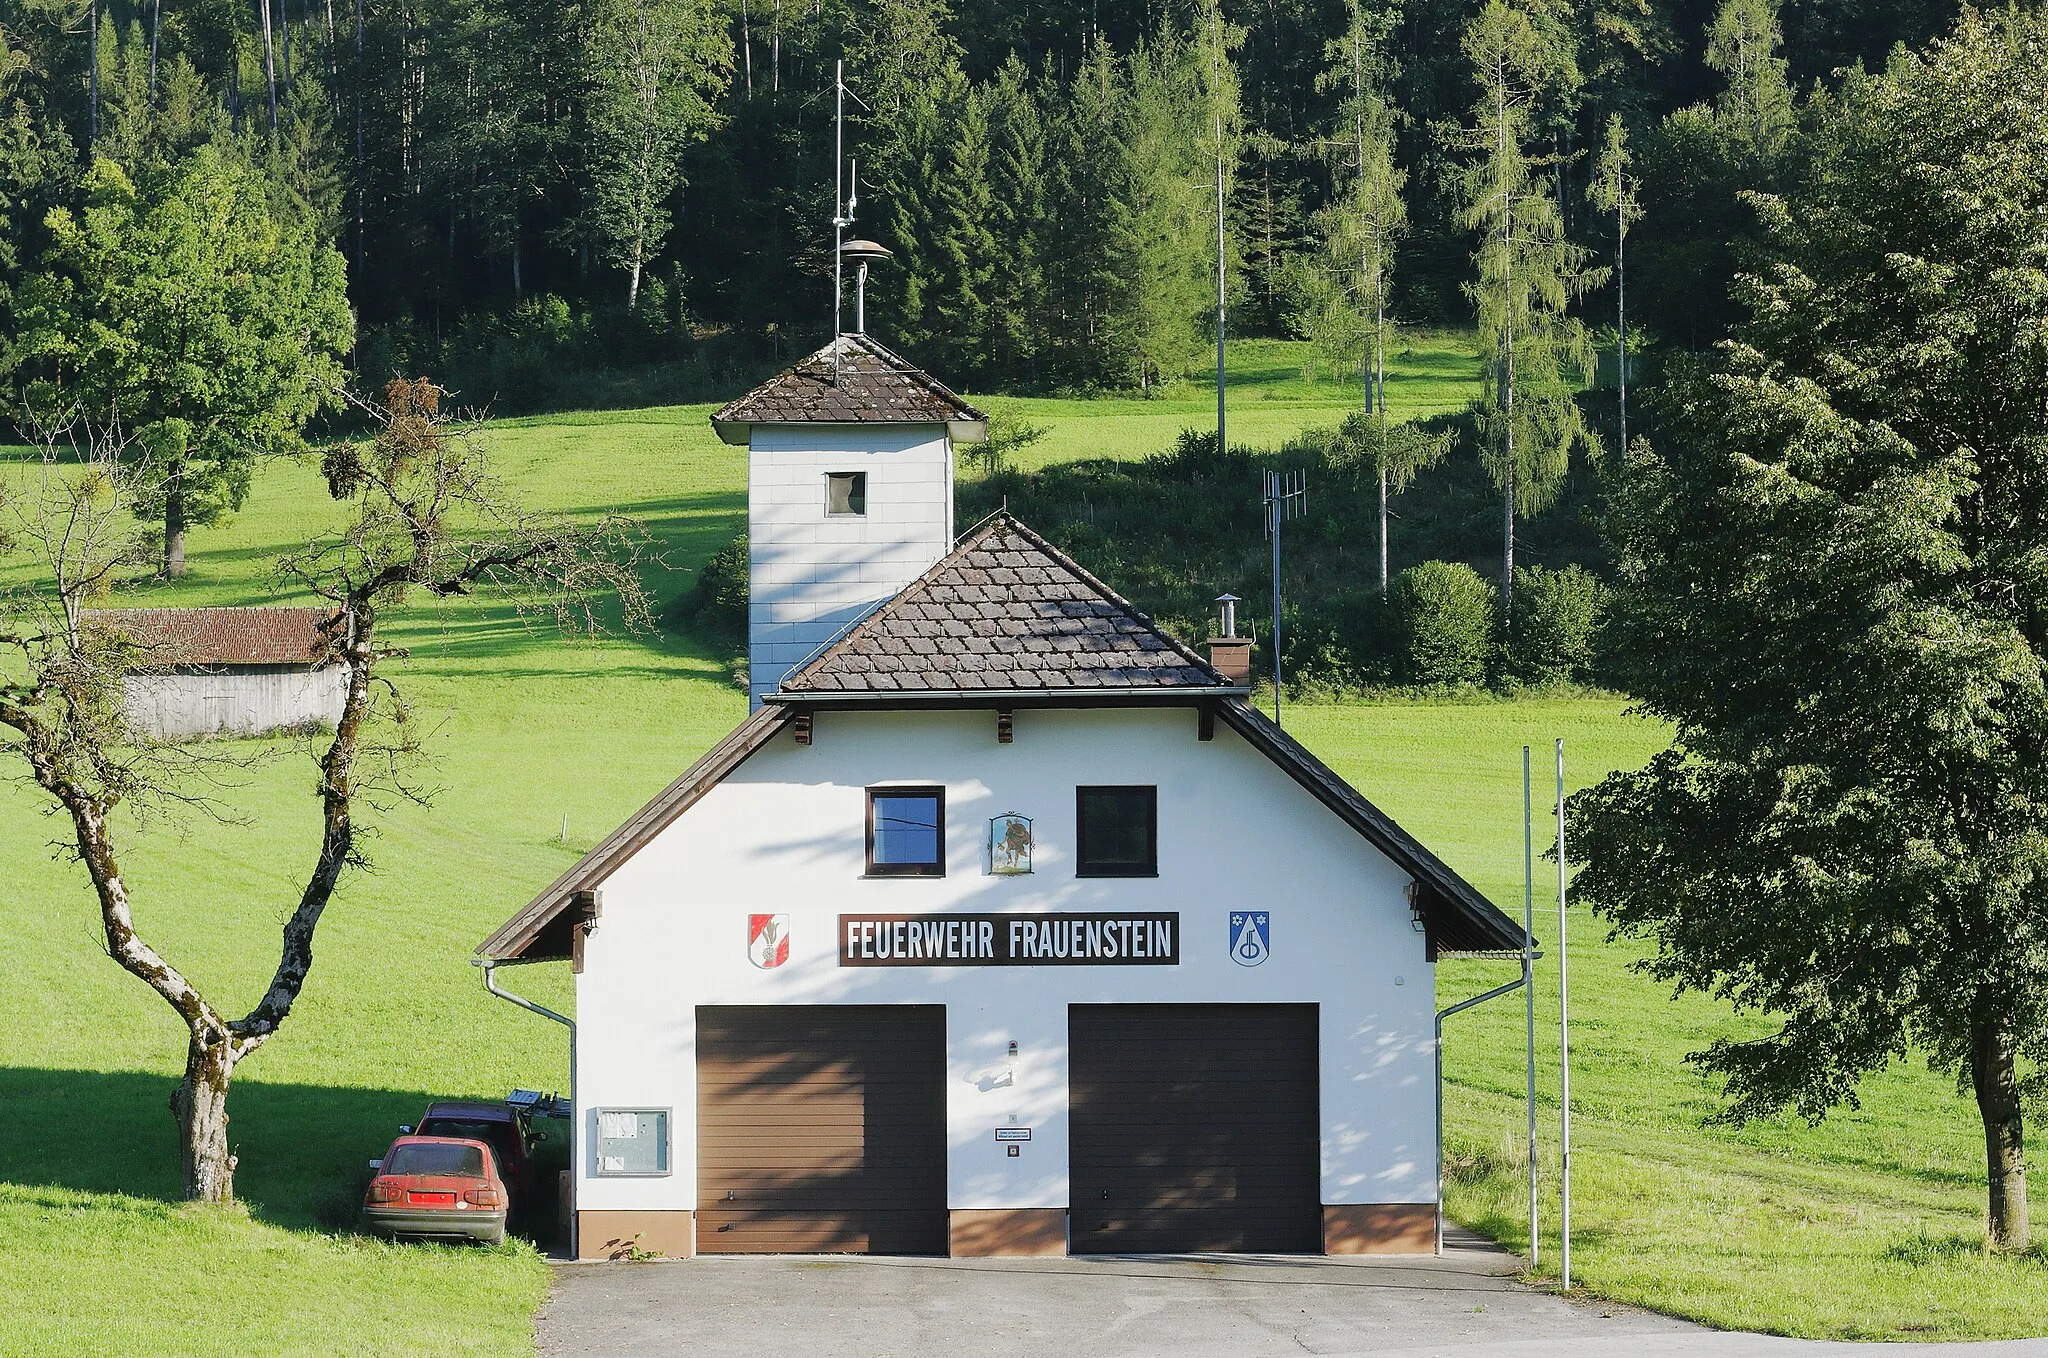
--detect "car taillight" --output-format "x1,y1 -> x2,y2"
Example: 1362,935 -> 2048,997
367,1179 -> 402,1204
464,1185 -> 505,1209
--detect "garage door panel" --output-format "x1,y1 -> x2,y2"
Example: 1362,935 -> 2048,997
697,1005 -> 947,1256
1070,1003 -> 1320,1255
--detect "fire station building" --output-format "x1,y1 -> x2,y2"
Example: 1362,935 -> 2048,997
477,336 -> 1525,1261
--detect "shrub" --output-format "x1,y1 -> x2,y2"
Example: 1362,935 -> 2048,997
664,530 -> 748,638
1394,560 -> 1496,686
1508,563 -> 1607,685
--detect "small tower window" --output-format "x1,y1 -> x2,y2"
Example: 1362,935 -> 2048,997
826,472 -> 867,516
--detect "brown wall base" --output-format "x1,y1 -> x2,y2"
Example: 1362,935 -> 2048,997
1323,1203 -> 1436,1255
949,1208 -> 1068,1257
578,1209 -> 697,1261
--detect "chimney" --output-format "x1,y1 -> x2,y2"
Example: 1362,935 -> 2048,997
1207,594 -> 1252,688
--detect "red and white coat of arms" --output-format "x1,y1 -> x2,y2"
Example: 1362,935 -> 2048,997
748,913 -> 791,969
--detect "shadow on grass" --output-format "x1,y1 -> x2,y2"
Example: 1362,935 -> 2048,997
0,1067 -> 568,1245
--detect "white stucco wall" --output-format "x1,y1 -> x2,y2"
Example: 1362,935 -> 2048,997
123,666 -> 348,741
572,704 -> 1438,1219
747,423 -> 955,706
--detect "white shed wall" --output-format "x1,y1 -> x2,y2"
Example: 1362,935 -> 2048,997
572,705 -> 1438,1218
746,423 -> 955,706
124,666 -> 348,741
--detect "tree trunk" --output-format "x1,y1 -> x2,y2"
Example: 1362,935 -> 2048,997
172,1030 -> 238,1202
260,0 -> 279,131
165,473 -> 188,578
1972,1018 -> 2029,1250
1378,463 -> 1389,597
627,251 -> 643,310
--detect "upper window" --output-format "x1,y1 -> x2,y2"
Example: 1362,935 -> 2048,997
867,787 -> 944,876
1077,786 -> 1158,877
827,471 -> 868,516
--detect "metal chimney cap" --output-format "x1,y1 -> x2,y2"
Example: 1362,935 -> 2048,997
1215,593 -> 1242,605
839,239 -> 893,264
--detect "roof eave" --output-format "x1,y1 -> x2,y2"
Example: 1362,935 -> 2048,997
764,686 -> 1249,705
712,418 -> 750,446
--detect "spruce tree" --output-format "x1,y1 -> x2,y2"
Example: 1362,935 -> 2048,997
929,83 -> 997,374
1044,37 -> 1140,388
984,54 -> 1048,382
1454,0 -> 1603,622
1124,22 -> 1209,391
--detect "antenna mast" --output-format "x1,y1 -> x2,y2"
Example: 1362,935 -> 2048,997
833,60 -> 846,381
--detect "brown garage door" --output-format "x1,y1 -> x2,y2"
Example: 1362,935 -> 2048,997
1070,1003 -> 1320,1254
697,1005 -> 947,1254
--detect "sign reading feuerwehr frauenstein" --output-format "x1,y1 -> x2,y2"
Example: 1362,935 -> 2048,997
838,913 -> 1180,967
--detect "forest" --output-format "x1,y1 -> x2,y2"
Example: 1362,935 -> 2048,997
0,0 -> 1964,404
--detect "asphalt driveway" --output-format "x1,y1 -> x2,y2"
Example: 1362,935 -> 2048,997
533,1227 -> 2048,1357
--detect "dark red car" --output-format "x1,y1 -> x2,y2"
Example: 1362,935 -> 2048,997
362,1136 -> 509,1245
406,1100 -> 541,1211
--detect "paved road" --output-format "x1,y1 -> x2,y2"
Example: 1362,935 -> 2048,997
536,1229 -> 2048,1357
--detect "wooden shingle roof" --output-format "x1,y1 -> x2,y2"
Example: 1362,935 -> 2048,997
87,607 -> 339,668
773,514 -> 1238,697
711,334 -> 988,443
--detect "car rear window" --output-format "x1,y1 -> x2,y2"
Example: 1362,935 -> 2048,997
422,1118 -> 510,1146
385,1143 -> 486,1177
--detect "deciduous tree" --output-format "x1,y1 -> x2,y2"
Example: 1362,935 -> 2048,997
11,149 -> 351,576
0,379 -> 651,1202
1574,9 -> 2048,1250
583,0 -> 731,309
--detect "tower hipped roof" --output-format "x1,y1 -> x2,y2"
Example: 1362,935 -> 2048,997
711,334 -> 988,444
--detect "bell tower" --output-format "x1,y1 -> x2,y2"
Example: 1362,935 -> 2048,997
710,334 -> 987,707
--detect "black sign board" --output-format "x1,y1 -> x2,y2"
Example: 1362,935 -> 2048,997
838,912 -> 1180,967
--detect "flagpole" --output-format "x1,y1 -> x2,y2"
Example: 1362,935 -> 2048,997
1524,746 -> 1538,1267
1557,737 -> 1572,1291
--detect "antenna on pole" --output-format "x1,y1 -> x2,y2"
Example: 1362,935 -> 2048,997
832,61 -> 849,381
1261,469 -> 1307,728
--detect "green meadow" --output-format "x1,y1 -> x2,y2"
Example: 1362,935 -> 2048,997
2,338 -> 2041,1352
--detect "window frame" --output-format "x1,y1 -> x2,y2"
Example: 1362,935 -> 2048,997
825,470 -> 868,517
865,785 -> 947,877
1075,785 -> 1159,878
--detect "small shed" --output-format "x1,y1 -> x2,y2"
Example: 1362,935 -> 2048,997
91,607 -> 347,741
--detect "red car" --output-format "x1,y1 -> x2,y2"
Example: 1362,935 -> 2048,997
363,1136 -> 509,1245
407,1100 -> 541,1212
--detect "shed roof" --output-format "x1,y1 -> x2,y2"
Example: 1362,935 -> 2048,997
87,607 -> 339,668
774,514 -> 1237,698
711,334 -> 988,443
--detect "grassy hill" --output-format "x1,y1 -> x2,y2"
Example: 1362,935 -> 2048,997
2,339 -> 2042,1353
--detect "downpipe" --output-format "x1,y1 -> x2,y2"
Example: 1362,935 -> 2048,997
1435,958 -> 1532,1255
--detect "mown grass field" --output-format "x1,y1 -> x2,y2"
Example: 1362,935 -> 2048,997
2,335 -> 2041,1352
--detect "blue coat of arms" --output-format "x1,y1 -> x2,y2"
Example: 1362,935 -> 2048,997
1229,911 -> 1271,967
